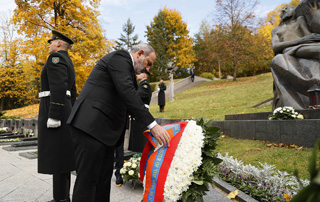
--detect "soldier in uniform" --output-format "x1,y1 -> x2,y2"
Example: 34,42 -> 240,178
37,30 -> 76,202
128,72 -> 152,152
158,78 -> 166,112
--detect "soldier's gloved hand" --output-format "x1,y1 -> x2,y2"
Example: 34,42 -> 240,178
47,118 -> 61,128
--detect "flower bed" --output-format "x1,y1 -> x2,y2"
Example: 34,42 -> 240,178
120,153 -> 142,187
216,153 -> 309,201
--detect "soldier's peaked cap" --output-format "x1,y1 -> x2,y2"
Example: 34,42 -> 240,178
48,30 -> 74,44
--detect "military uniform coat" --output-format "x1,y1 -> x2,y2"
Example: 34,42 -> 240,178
158,82 -> 166,106
38,50 -> 77,174
129,79 -> 152,152
67,50 -> 154,147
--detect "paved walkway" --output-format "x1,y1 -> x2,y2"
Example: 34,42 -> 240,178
150,76 -> 211,105
0,145 -> 232,202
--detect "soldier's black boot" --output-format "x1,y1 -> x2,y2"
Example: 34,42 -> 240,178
52,173 -> 71,202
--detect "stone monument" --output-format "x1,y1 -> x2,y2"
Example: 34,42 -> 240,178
271,0 -> 320,110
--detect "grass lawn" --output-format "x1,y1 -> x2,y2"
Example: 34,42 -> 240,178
149,73 -> 273,120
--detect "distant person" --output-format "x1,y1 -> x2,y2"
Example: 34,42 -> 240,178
129,72 -> 152,152
158,78 -> 166,112
37,30 -> 76,202
190,69 -> 195,82
66,43 -> 170,202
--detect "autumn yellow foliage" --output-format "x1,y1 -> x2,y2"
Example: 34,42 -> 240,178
4,104 -> 39,119
12,0 -> 113,95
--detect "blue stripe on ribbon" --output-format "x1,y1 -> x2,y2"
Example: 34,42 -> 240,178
146,123 -> 181,202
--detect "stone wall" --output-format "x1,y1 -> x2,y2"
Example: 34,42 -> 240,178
2,115 -> 319,148
212,119 -> 320,148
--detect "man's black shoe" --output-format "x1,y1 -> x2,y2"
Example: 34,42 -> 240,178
116,175 -> 123,185
47,198 -> 70,202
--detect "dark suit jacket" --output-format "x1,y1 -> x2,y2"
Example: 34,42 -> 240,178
67,50 -> 154,146
137,79 -> 152,105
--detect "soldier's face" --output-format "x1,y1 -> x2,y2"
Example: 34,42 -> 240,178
48,40 -> 59,54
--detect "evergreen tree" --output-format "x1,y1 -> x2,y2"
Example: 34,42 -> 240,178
114,18 -> 141,51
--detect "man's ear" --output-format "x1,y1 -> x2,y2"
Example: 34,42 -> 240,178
56,40 -> 62,47
137,50 -> 145,57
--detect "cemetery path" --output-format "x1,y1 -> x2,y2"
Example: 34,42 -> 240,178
150,76 -> 211,105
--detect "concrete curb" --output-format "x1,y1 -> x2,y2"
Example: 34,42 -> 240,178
213,177 -> 259,202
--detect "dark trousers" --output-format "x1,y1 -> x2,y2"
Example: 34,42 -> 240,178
114,141 -> 124,177
159,105 -> 165,112
71,127 -> 115,202
53,173 -> 71,201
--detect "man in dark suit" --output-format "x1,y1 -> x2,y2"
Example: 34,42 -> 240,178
67,43 -> 170,202
129,72 -> 153,152
37,30 -> 76,202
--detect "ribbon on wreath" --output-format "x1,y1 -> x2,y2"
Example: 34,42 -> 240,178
139,121 -> 188,202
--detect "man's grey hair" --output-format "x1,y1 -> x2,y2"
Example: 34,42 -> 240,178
130,43 -> 155,56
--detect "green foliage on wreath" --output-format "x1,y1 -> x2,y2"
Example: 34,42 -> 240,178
291,141 -> 320,202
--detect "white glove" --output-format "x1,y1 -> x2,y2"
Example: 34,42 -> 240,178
47,118 -> 61,128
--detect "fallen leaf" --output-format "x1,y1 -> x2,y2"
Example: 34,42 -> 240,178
266,144 -> 273,147
284,193 -> 291,201
116,184 -> 122,187
296,146 -> 303,151
258,147 -> 262,151
227,189 -> 239,199
290,144 -> 297,148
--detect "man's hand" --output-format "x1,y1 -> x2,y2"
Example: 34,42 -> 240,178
47,118 -> 61,128
150,124 -> 171,147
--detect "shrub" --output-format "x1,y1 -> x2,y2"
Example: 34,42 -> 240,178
199,72 -> 214,80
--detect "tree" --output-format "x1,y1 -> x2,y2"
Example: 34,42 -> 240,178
194,21 -> 227,77
213,0 -> 259,81
114,18 -> 141,51
0,11 -> 28,111
146,7 -> 196,81
12,0 -> 113,93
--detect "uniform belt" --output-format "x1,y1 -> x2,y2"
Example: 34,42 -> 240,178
144,104 -> 149,109
39,90 -> 71,98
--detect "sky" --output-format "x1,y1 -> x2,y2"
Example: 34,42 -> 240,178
0,0 -> 292,42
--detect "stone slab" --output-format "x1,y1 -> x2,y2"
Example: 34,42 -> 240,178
225,109 -> 320,120
2,145 -> 37,151
19,151 -> 38,159
213,177 -> 259,202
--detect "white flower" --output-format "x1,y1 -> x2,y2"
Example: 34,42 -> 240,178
132,163 -> 137,169
128,170 -> 134,176
162,121 -> 204,202
126,162 -> 132,167
297,114 -> 304,119
120,168 -> 126,174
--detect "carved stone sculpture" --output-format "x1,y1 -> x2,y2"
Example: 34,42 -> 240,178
271,1 -> 320,109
